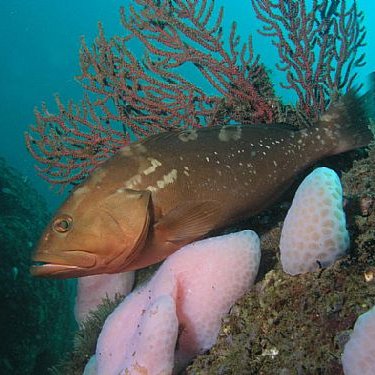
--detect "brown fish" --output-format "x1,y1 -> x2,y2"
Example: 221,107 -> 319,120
31,93 -> 373,278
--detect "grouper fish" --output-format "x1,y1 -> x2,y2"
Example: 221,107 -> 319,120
31,93 -> 373,278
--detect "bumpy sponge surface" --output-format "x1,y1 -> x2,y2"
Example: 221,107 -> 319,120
91,230 -> 260,375
342,305 -> 375,375
280,167 -> 349,275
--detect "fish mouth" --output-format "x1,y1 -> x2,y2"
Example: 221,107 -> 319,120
31,250 -> 97,278
30,263 -> 83,278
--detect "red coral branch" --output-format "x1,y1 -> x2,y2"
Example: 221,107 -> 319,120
25,0 -> 366,189
252,0 -> 366,120
26,0 -> 275,188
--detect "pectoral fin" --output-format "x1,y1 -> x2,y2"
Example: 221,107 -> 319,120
154,200 -> 223,244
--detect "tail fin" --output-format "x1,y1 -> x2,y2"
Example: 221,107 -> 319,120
318,90 -> 374,155
360,71 -> 375,123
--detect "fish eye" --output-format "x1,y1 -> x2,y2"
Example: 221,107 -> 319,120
53,215 -> 73,233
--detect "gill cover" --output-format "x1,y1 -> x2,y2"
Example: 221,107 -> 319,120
100,188 -> 151,269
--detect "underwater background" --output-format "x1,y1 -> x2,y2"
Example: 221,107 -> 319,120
1,1 -> 375,374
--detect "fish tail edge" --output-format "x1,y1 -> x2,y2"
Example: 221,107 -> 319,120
318,90 -> 374,155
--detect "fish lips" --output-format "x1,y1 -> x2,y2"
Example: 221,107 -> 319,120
31,250 -> 97,278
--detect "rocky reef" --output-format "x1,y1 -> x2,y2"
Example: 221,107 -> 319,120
0,158 -> 77,375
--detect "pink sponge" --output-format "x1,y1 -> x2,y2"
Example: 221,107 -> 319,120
342,305 -> 375,375
88,230 -> 260,374
74,271 -> 135,325
120,295 -> 178,374
280,167 -> 349,275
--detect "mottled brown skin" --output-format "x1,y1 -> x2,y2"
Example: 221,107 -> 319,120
31,93 -> 373,278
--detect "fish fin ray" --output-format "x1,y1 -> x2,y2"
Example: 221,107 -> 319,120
154,200 -> 223,244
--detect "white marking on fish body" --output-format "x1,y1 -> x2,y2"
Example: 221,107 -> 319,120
178,129 -> 198,142
321,113 -> 339,122
218,126 -> 242,142
120,145 -> 133,156
143,158 -> 162,175
120,143 -> 147,157
147,169 -> 178,192
161,169 -> 177,186
146,186 -> 158,193
71,185 -> 93,210
73,186 -> 90,196
90,167 -> 106,185
124,174 -> 143,189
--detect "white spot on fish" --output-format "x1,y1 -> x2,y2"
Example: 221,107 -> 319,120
73,186 -> 90,196
178,129 -> 198,142
218,126 -> 242,142
147,169 -> 178,192
146,186 -> 158,193
120,143 -> 147,157
321,113 -> 339,122
143,158 -> 162,176
124,174 -> 143,189
90,167 -> 106,185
